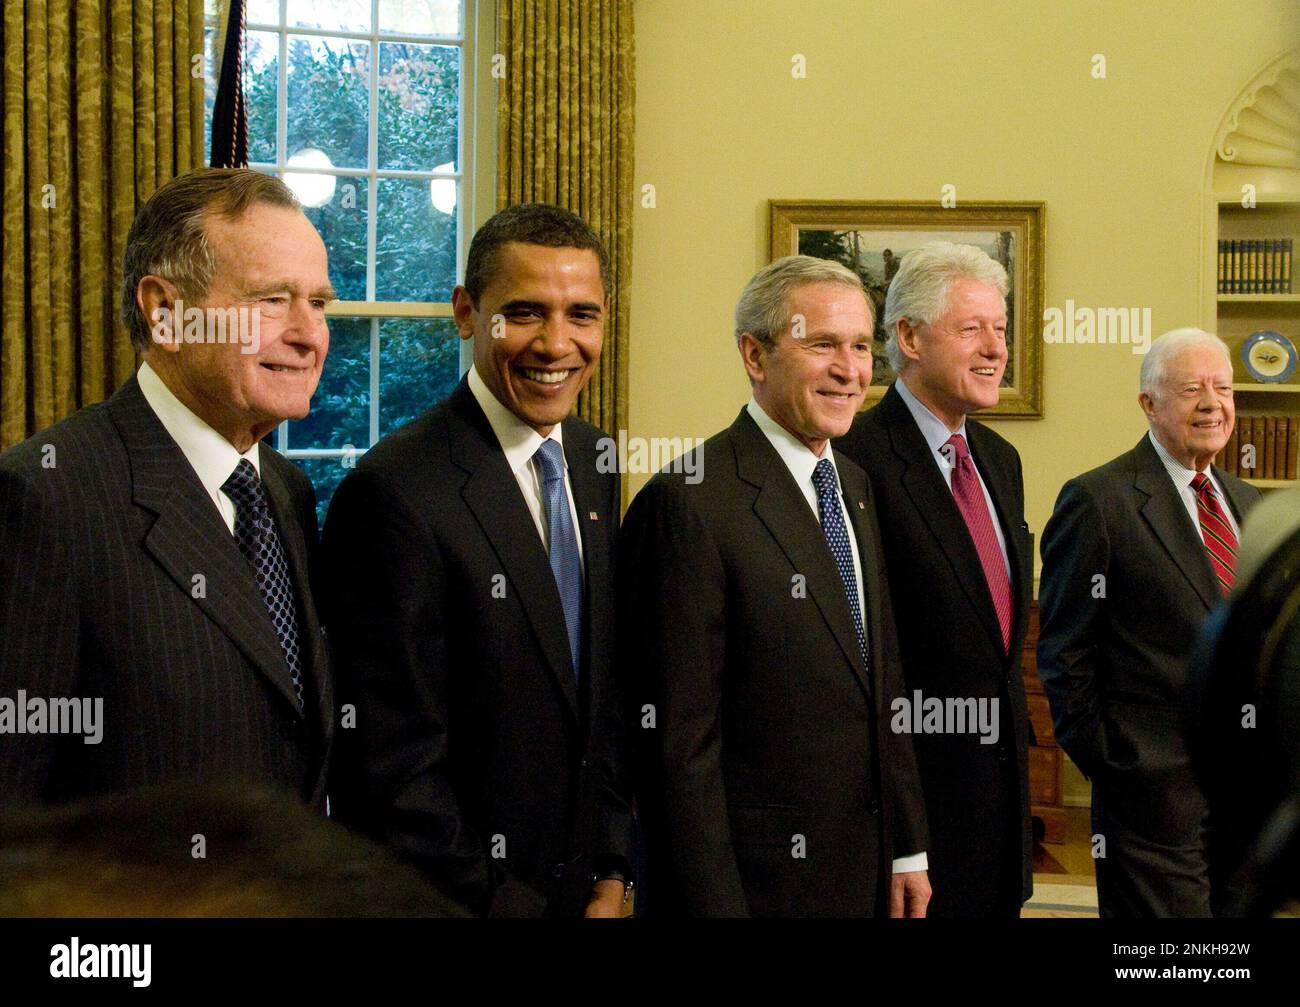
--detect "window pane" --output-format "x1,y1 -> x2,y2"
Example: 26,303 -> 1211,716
378,318 -> 460,436
378,42 -> 459,172
375,177 -> 457,301
379,0 -> 461,36
245,31 -> 280,163
288,317 -> 371,450
286,0 -> 370,33
291,455 -> 353,531
287,36 -> 370,170
299,176 -> 369,302
246,0 -> 279,25
203,26 -> 217,165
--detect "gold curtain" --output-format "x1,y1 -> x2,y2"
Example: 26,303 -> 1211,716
1,0 -> 205,450
497,0 -> 634,438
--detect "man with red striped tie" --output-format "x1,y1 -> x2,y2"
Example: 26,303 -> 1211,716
1038,328 -> 1260,917
835,241 -> 1034,917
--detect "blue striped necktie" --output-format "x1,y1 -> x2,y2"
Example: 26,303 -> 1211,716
535,439 -> 584,679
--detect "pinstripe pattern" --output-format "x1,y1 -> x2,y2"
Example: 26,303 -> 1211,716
0,377 -> 331,807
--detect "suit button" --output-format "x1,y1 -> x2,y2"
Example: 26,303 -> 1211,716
551,863 -> 566,879
866,799 -> 881,816
580,757 -> 588,768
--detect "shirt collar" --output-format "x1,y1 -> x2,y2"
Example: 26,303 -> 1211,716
746,397 -> 838,490
1148,428 -> 1214,491
895,375 -> 968,455
467,363 -> 564,476
137,361 -> 260,500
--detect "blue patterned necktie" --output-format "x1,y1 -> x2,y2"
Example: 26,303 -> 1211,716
811,458 -> 868,672
222,459 -> 304,711
535,439 -> 584,679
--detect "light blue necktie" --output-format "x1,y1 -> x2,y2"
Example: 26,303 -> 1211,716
535,439 -> 584,679
812,458 -> 868,673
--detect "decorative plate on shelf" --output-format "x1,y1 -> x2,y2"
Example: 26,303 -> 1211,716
1241,330 -> 1297,383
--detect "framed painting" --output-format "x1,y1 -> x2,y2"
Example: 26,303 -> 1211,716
770,200 -> 1045,417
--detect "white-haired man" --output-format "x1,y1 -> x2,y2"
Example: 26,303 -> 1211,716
836,241 -> 1034,916
1037,328 -> 1260,917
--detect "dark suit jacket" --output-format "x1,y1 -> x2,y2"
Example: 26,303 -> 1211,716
835,384 -> 1033,915
619,407 -> 928,917
0,376 -> 332,807
320,379 -> 633,918
1037,434 -> 1259,906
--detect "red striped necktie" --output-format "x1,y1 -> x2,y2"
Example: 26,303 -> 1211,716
1191,473 -> 1238,595
945,434 -> 1013,652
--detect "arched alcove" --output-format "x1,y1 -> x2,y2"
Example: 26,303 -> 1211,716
1209,49 -> 1300,198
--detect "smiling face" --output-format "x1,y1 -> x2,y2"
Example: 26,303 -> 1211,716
453,242 -> 605,435
145,202 -> 334,452
896,277 -> 1007,430
741,281 -> 873,456
1140,343 -> 1235,471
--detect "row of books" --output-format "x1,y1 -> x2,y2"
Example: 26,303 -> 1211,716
1217,414 -> 1299,480
1216,238 -> 1293,294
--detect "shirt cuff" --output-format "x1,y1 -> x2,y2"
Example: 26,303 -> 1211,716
892,852 -> 928,874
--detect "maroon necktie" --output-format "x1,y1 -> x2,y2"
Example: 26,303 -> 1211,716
945,434 -> 1013,652
1191,473 -> 1238,595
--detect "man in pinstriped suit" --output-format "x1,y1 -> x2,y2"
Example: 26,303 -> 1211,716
0,168 -> 335,808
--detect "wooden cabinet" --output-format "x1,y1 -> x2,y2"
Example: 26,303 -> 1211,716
1022,603 -> 1065,844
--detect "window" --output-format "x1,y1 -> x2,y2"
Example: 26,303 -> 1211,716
203,0 -> 479,522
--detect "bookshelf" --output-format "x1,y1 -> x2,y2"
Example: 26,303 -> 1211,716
1214,199 -> 1299,489
1203,50 -> 1300,492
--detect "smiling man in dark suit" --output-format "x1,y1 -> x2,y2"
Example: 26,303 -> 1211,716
0,168 -> 335,808
834,241 -> 1033,917
1038,328 -> 1260,917
321,204 -> 633,918
619,255 -> 929,917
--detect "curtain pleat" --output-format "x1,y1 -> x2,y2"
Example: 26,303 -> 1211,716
0,0 -> 205,450
496,0 -> 634,438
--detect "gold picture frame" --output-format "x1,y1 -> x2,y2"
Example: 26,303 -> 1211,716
770,200 -> 1045,418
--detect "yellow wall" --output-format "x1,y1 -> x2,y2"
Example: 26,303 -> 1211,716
628,0 -> 1299,559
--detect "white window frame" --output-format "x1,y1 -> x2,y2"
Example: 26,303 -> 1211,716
205,0 -> 495,463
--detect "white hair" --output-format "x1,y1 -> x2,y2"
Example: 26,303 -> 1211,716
1139,328 -> 1232,399
883,241 -> 1009,373
735,254 -> 871,350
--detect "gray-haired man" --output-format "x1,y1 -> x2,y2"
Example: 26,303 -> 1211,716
836,241 -> 1034,916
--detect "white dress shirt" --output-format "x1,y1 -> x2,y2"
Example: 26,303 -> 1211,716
1148,429 -> 1241,540
746,398 -> 927,875
467,364 -> 584,567
137,361 -> 260,535
895,377 -> 1010,578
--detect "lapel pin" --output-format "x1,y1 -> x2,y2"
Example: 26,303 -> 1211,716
589,511 -> 599,521
857,500 -> 865,510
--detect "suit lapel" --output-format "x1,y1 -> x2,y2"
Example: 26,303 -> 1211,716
838,458 -> 885,708
448,383 -> 581,725
563,419 -> 609,723
880,386 -> 1006,653
1212,464 -> 1254,527
732,410 -> 874,702
107,378 -> 304,713
967,424 -> 1030,651
1132,436 -> 1221,611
